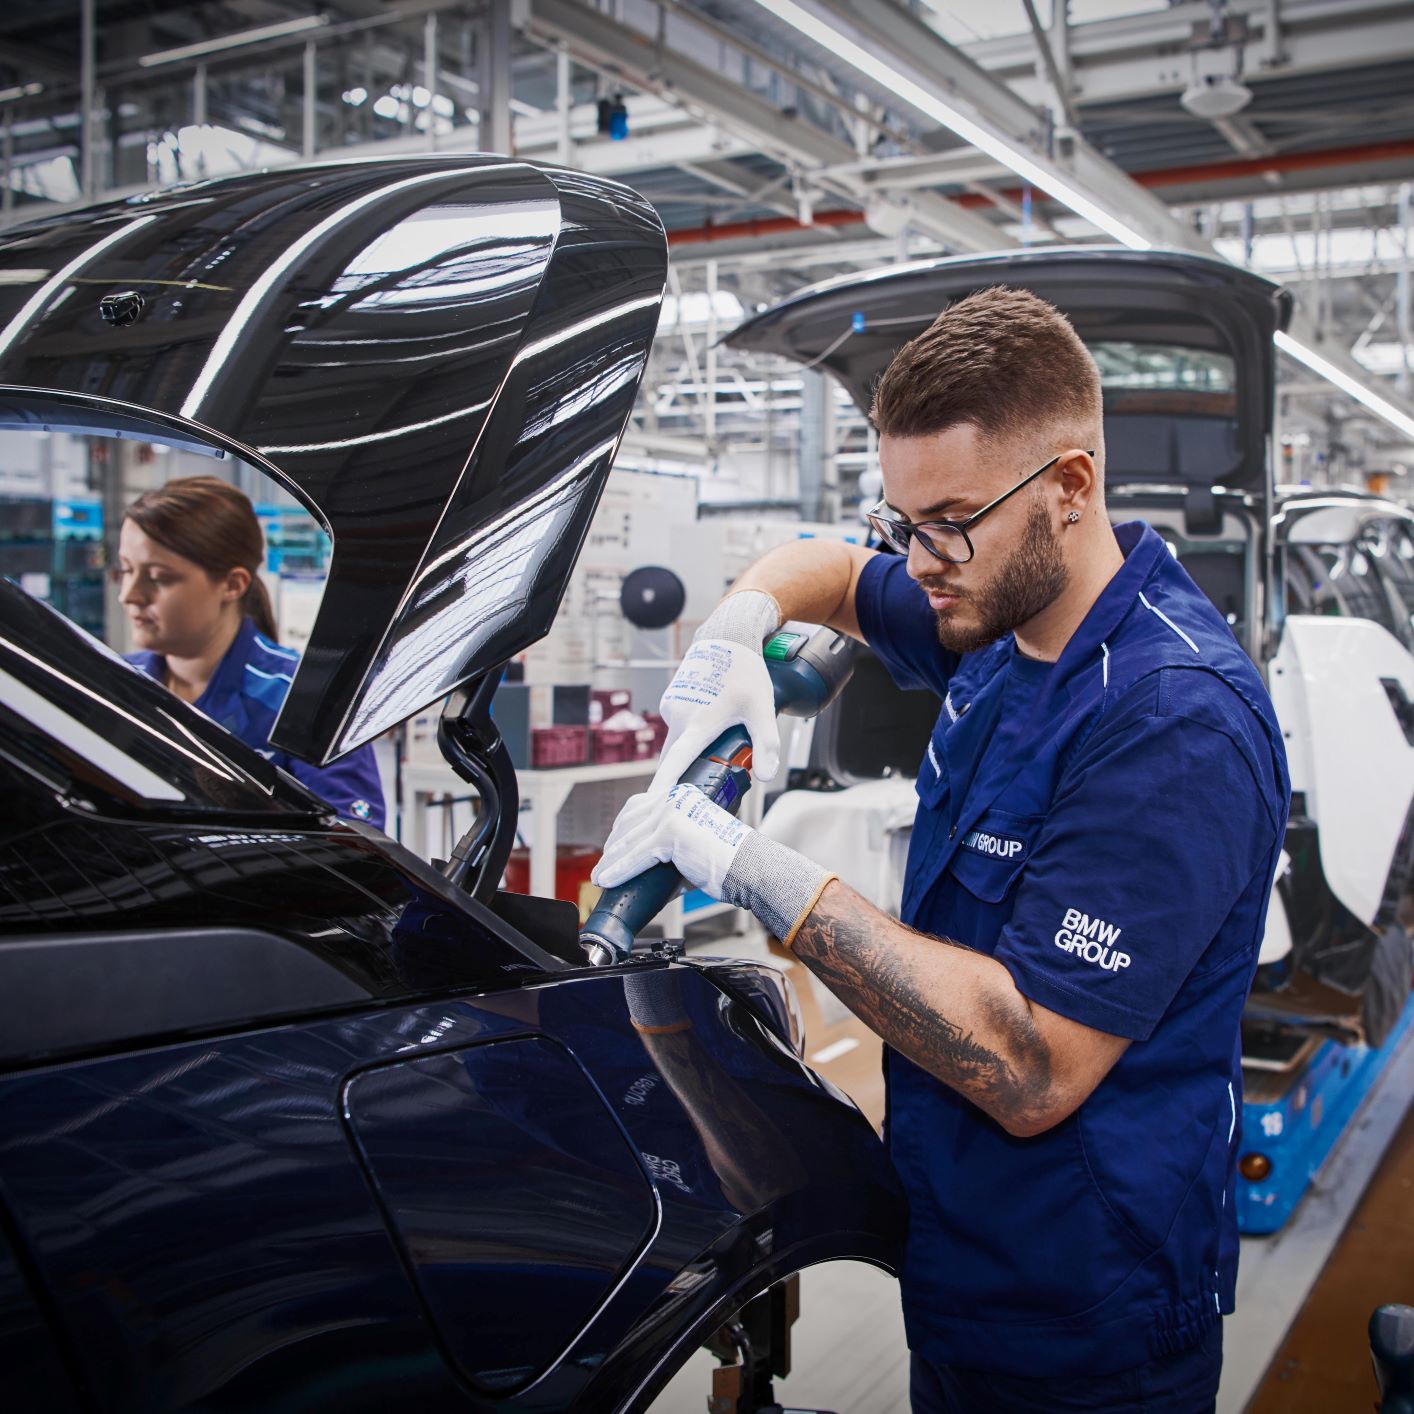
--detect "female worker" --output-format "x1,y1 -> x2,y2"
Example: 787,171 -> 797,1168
118,475 -> 386,829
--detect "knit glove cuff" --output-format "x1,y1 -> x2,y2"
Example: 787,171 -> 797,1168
721,830 -> 837,947
694,589 -> 782,652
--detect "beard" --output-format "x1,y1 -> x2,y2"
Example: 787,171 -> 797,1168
920,493 -> 1069,655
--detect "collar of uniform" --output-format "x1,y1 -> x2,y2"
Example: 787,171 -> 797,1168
195,615 -> 260,714
127,649 -> 164,682
931,523 -> 1170,876
1043,520 -> 1167,699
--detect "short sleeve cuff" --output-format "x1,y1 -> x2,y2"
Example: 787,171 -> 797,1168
855,553 -> 928,692
853,552 -> 892,648
1000,949 -> 1159,1043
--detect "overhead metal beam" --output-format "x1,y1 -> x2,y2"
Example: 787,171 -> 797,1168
1020,0 -> 1079,131
796,0 -> 1196,249
962,0 -> 1414,109
479,0 -> 513,155
749,0 -> 1414,438
525,0 -> 1006,252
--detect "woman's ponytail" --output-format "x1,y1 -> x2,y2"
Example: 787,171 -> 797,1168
243,574 -> 279,641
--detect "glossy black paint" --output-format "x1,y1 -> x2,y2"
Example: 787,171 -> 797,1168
345,1035 -> 659,1397
0,158 -> 667,762
726,246 -> 1293,498
0,963 -> 901,1412
0,155 -> 903,1411
0,576 -> 315,821
0,593 -> 508,1047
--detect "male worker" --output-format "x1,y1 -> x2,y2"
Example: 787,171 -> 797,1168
593,286 -> 1289,1413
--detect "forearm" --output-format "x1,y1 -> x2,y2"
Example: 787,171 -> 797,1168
789,880 -> 1061,1136
730,538 -> 874,641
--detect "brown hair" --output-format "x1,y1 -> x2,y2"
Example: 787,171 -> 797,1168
870,285 -> 1102,457
124,476 -> 278,640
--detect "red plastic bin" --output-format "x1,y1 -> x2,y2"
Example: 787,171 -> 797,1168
530,725 -> 589,768
591,725 -> 657,764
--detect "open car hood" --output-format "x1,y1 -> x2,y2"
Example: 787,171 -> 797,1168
0,158 -> 666,763
727,247 -> 1292,501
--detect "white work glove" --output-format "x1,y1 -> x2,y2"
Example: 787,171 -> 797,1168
592,783 -> 837,945
652,590 -> 783,793
594,783 -> 750,897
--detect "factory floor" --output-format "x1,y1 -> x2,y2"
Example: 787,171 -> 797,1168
652,919 -> 1414,1414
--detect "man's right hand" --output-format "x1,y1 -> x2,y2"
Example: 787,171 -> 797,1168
651,636 -> 781,792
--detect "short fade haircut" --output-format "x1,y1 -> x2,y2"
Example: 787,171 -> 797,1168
869,285 -> 1102,455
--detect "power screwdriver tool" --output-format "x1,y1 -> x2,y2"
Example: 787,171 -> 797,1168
580,624 -> 856,965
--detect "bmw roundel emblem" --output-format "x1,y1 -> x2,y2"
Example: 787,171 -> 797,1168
349,799 -> 372,821
99,290 -> 146,326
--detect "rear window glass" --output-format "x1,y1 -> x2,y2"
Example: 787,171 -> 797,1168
1091,342 -> 1236,393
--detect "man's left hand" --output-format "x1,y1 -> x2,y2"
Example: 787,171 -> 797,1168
592,784 -> 751,898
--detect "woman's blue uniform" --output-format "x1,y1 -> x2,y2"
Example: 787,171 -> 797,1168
128,616 -> 386,829
855,522 -> 1289,1391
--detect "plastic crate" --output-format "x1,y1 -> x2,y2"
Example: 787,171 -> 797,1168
591,688 -> 632,724
530,725 -> 589,768
592,725 -> 657,764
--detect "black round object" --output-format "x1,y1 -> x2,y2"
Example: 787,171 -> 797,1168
620,565 -> 685,629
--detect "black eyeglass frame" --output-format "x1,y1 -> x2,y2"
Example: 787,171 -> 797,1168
866,450 -> 1094,565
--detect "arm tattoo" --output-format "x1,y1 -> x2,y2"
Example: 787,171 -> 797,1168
790,884 -> 1055,1132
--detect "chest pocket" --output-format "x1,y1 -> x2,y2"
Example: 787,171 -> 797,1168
947,809 -> 1043,904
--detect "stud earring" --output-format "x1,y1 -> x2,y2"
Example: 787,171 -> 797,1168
1066,511 -> 1081,524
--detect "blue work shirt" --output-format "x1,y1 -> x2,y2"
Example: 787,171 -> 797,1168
855,521 -> 1289,1379
128,616 -> 386,829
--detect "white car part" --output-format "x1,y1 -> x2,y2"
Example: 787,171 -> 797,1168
1259,850 -> 1294,966
1268,615 -> 1414,926
759,776 -> 918,917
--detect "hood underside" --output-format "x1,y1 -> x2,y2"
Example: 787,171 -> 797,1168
726,246 -> 1292,500
0,158 -> 667,763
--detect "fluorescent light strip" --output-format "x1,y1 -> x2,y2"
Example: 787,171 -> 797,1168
139,15 -> 329,68
1275,331 -> 1414,442
748,0 -> 1152,250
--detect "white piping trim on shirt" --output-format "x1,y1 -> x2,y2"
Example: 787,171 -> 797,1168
1227,1081 -> 1237,1144
244,664 -> 294,684
254,633 -> 300,662
927,739 -> 942,779
1100,641 -> 1110,689
1138,591 -> 1200,654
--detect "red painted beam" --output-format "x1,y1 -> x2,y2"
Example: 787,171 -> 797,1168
663,138 -> 1414,246
665,207 -> 864,246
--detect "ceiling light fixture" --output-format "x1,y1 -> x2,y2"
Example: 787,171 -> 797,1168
746,0 -> 1154,250
1275,331 -> 1414,442
139,15 -> 330,69
1180,74 -> 1253,120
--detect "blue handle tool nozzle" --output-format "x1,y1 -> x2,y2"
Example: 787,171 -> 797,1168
579,625 -> 854,964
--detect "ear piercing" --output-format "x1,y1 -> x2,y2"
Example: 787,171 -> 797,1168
1066,511 -> 1081,524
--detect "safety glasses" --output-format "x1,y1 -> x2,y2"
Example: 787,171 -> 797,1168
865,451 -> 1092,565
